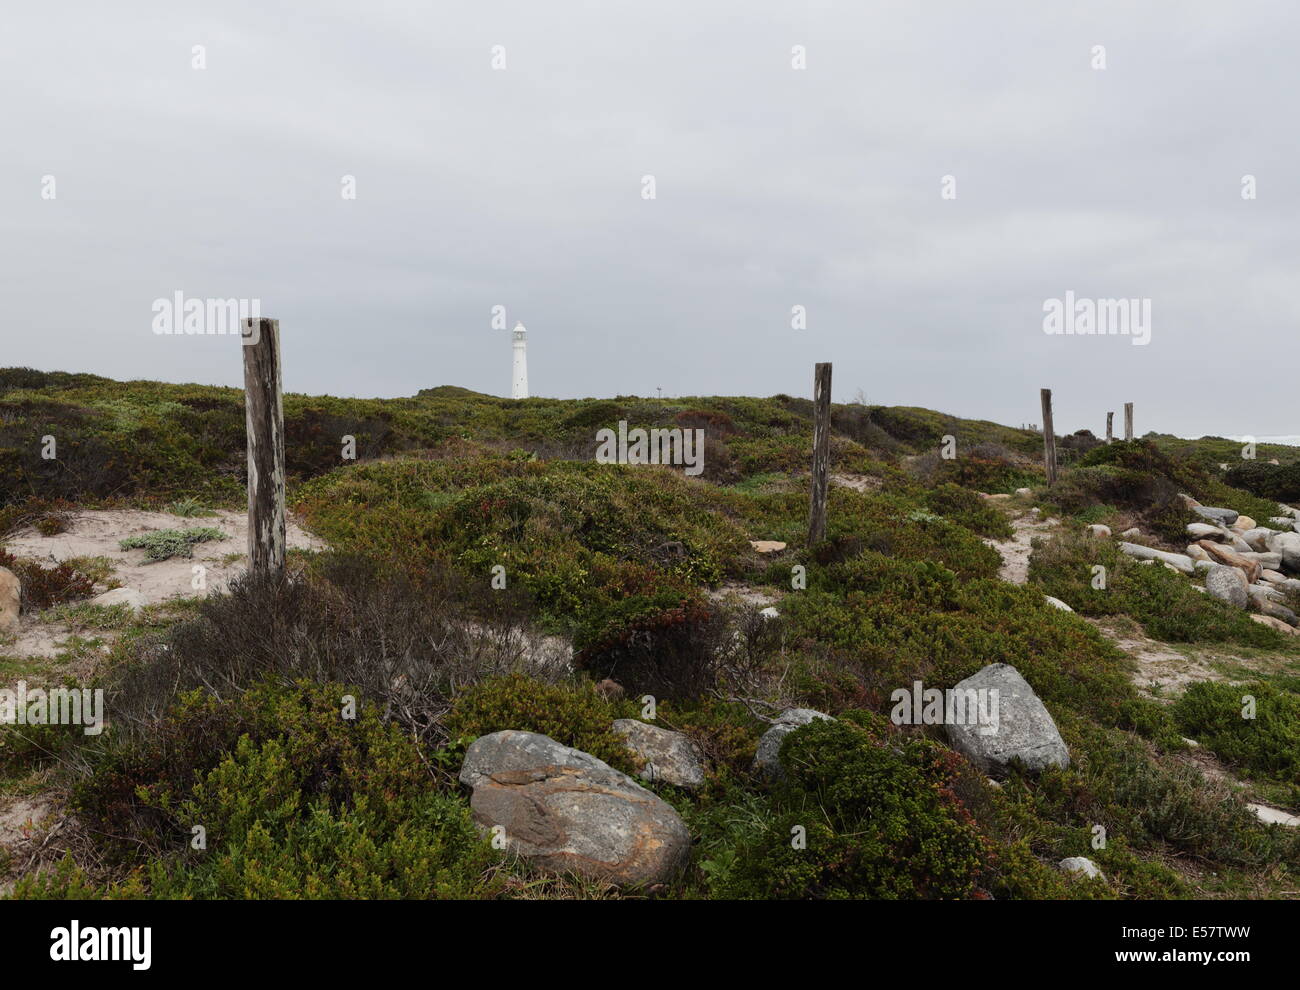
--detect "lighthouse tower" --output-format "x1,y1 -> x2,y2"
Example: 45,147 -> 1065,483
510,322 -> 529,399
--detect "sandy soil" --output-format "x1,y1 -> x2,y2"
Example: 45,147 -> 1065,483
983,512 -> 1057,585
0,796 -> 56,897
3,508 -> 326,659
830,473 -> 883,493
1090,619 -> 1230,697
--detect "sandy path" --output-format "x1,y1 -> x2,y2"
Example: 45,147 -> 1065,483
2,508 -> 326,658
982,512 -> 1056,585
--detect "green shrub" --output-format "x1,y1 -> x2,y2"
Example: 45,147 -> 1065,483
716,716 -> 992,899
1225,461 -> 1300,502
783,554 -> 1136,727
445,674 -> 636,775
61,681 -> 501,898
922,483 -> 1014,539
1174,681 -> 1300,788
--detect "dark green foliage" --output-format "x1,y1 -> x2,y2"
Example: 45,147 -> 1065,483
1056,440 -> 1280,529
1140,494 -> 1198,545
922,483 -> 1014,538
715,716 -> 992,899
1225,460 -> 1300,503
445,674 -> 636,775
784,553 -> 1136,726
61,681 -> 500,898
1174,682 -> 1300,789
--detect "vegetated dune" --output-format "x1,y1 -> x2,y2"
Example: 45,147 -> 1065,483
2,368 -> 1298,901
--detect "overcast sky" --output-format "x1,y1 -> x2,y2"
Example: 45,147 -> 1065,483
2,1 -> 1296,438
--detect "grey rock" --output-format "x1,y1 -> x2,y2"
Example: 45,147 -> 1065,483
1264,603 -> 1299,626
1240,528 -> 1275,552
1204,564 -> 1249,609
1248,583 -> 1283,603
459,730 -> 692,888
1118,542 -> 1196,574
1239,552 -> 1283,570
943,663 -> 1069,777
1059,856 -> 1104,880
1266,531 -> 1300,572
89,587 -> 146,615
612,719 -> 706,790
1043,595 -> 1073,612
752,708 -> 834,779
1193,506 -> 1239,526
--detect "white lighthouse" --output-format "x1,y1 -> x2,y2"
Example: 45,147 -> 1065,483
510,321 -> 529,399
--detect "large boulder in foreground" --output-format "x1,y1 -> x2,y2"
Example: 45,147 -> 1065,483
943,663 -> 1069,777
612,719 -> 706,790
752,708 -> 835,779
459,730 -> 691,888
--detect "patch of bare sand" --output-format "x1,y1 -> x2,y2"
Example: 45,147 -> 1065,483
1086,617 -> 1230,698
0,795 -> 56,896
707,581 -> 780,609
3,508 -> 326,658
983,512 -> 1057,585
830,473 -> 883,493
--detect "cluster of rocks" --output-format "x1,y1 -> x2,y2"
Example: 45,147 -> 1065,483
1111,495 -> 1300,633
458,662 -> 1074,888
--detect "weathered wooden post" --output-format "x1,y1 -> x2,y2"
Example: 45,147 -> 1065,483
808,362 -> 832,544
1106,411 -> 1114,444
242,317 -> 286,576
1040,388 -> 1058,485
1124,402 -> 1134,441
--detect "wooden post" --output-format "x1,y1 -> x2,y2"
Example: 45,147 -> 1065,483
1106,411 -> 1114,444
1040,388 -> 1058,485
808,362 -> 832,544
242,317 -> 286,576
1124,402 -> 1134,441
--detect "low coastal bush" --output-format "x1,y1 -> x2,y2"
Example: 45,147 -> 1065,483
783,553 -> 1136,726
39,682 -> 500,898
713,714 -> 992,899
1028,531 -> 1286,648
444,674 -> 636,775
1225,460 -> 1300,503
1174,681 -> 1300,790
